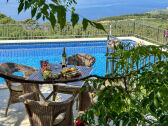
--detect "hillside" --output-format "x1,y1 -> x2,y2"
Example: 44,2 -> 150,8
1,9 -> 168,29
0,10 -> 168,42
0,13 -> 38,24
97,10 -> 168,29
147,8 -> 168,15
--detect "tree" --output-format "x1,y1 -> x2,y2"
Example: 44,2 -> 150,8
21,18 -> 38,24
8,0 -> 105,31
78,43 -> 168,125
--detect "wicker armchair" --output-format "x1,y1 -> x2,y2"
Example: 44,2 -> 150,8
67,53 -> 96,67
0,62 -> 39,117
57,53 -> 96,111
19,92 -> 74,126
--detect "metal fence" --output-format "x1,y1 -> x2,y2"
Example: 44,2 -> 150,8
107,21 -> 168,45
0,24 -> 107,40
105,35 -> 168,74
0,21 -> 167,44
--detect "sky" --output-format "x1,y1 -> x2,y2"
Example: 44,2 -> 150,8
0,0 -> 168,22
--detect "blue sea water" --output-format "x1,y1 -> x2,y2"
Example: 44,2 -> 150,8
0,0 -> 168,22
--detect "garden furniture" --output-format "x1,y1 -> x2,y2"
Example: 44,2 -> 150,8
19,92 -> 74,126
28,63 -> 93,112
0,62 -> 39,117
57,53 -> 96,111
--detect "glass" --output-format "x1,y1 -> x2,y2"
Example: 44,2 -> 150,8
55,58 -> 59,69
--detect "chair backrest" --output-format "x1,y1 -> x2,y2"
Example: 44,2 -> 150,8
0,62 -> 37,78
0,62 -> 38,93
19,92 -> 74,126
67,53 -> 96,67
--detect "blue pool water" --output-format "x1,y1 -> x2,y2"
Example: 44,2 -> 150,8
0,40 -> 136,82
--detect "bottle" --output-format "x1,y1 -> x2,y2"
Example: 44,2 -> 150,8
62,47 -> 67,68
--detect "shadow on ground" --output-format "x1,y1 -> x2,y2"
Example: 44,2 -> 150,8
0,86 -> 78,126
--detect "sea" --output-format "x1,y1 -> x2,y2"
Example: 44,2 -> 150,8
0,0 -> 168,22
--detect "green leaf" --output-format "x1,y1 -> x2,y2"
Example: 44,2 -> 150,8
73,0 -> 77,4
38,0 -> 45,7
41,4 -> 49,16
31,7 -> 37,18
154,97 -> 159,108
49,4 -> 57,13
49,12 -> 56,29
36,12 -> 42,20
51,0 -> 60,4
42,15 -> 46,20
159,87 -> 168,97
92,22 -> 106,32
71,13 -> 79,27
56,5 -> 66,29
71,7 -> 75,13
49,4 -> 66,29
82,18 -> 88,30
80,86 -> 86,93
19,0 -> 24,3
18,2 -> 24,14
24,1 -> 30,10
149,104 -> 157,117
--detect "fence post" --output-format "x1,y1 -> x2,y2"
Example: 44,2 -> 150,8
132,22 -> 135,35
109,25 -> 112,35
111,57 -> 115,74
21,24 -> 23,40
156,28 -> 159,42
106,47 -> 109,74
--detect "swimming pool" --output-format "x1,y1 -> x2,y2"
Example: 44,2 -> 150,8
0,40 -> 136,82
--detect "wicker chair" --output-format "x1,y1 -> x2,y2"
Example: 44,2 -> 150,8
19,92 -> 74,126
57,53 -> 96,111
67,53 -> 96,67
0,62 -> 39,117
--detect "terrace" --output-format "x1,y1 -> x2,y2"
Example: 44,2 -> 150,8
0,21 -> 168,126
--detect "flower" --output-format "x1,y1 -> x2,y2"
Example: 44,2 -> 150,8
76,119 -> 85,126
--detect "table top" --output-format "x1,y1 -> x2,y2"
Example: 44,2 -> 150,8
28,64 -> 93,88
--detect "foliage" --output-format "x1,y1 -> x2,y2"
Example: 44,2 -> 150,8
97,12 -> 168,29
79,43 -> 168,125
9,0 -> 105,31
0,15 -> 15,24
19,18 -> 38,24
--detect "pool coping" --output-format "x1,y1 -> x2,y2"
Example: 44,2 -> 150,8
118,36 -> 157,46
0,37 -> 156,46
0,38 -> 107,44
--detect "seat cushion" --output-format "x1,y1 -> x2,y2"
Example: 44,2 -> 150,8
54,112 -> 65,125
10,83 -> 23,91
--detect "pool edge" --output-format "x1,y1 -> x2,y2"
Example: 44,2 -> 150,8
0,37 -> 157,46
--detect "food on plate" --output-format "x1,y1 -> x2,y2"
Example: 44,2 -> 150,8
42,70 -> 61,80
61,67 -> 77,73
61,67 -> 69,73
42,66 -> 82,80
42,70 -> 53,80
60,67 -> 82,79
70,67 -> 76,71
53,73 -> 61,79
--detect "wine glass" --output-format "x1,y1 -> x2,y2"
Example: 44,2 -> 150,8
55,58 -> 59,69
